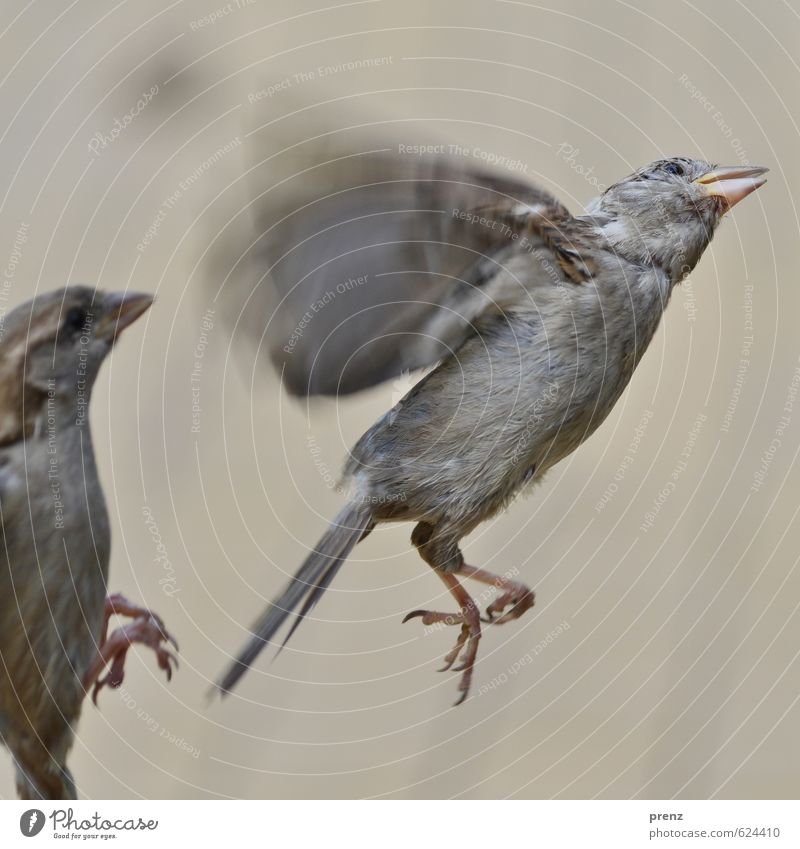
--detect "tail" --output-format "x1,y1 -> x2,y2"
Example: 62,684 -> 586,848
217,502 -> 373,695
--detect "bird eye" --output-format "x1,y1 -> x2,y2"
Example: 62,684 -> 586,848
662,162 -> 683,176
63,306 -> 87,333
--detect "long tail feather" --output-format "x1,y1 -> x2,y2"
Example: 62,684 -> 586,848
278,559 -> 341,652
217,503 -> 372,695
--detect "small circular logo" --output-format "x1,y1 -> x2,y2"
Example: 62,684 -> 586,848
19,809 -> 45,837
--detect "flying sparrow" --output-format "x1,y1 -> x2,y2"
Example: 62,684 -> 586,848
0,287 -> 178,799
214,134 -> 766,704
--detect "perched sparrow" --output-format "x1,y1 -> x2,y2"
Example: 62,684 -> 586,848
0,287 -> 177,799
215,134 -> 766,703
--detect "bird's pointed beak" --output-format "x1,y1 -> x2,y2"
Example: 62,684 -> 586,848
97,291 -> 154,341
693,165 -> 768,210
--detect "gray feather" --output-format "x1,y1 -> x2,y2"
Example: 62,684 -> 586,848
211,114 -> 569,396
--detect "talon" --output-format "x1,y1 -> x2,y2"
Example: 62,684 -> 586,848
84,596 -> 179,704
438,624 -> 469,671
402,609 -> 463,627
402,610 -> 427,623
156,649 -> 179,681
484,587 -> 535,624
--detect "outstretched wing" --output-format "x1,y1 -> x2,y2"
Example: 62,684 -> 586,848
212,117 -> 581,397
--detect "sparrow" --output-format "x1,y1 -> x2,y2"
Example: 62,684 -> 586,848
213,130 -> 767,704
0,287 -> 178,799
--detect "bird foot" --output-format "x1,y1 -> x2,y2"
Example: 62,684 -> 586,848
482,582 -> 535,624
85,594 -> 178,704
403,600 -> 481,705
455,564 -> 536,625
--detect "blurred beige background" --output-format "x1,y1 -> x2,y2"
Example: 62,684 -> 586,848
0,0 -> 798,799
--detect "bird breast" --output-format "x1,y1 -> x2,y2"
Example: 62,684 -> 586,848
348,261 -> 669,521
0,422 -> 110,718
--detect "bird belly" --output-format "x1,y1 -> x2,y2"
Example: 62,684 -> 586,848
0,435 -> 110,747
348,292 -> 643,527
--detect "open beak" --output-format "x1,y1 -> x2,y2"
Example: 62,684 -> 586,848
97,291 -> 154,341
693,165 -> 768,210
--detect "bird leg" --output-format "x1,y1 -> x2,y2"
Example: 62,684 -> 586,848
458,564 -> 536,624
84,593 -> 178,704
403,572 -> 482,705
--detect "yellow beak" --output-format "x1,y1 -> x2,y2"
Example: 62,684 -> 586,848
693,165 -> 768,210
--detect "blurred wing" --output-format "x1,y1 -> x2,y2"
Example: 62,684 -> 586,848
217,123 -> 576,397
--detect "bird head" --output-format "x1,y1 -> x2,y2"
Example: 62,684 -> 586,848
0,287 -> 153,442
586,157 -> 767,284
